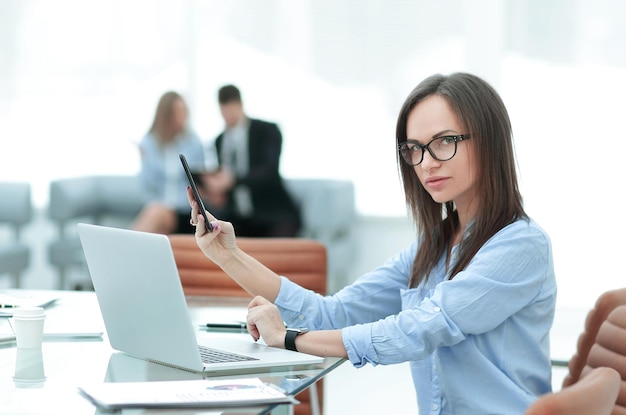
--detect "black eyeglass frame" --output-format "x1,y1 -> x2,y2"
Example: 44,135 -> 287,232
398,134 -> 471,166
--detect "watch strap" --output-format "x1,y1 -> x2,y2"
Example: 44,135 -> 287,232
284,329 -> 300,352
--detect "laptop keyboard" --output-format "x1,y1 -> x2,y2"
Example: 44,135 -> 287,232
198,345 -> 259,364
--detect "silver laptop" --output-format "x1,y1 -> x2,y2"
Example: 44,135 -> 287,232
77,223 -> 323,374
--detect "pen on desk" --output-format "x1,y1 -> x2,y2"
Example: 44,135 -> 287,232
202,322 -> 247,330
0,304 -> 16,309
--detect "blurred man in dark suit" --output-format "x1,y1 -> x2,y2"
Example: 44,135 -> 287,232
201,84 -> 301,237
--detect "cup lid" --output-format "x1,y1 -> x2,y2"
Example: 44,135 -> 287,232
12,306 -> 45,318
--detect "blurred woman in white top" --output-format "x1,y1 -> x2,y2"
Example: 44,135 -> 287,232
132,91 -> 205,234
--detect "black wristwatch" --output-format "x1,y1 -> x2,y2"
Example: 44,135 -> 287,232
284,328 -> 308,352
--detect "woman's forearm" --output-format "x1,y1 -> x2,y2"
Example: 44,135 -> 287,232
219,246 -> 282,301
294,330 -> 347,358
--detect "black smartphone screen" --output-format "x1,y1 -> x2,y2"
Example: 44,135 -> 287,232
179,153 -> 213,233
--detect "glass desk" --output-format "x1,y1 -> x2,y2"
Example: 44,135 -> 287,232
0,290 -> 343,415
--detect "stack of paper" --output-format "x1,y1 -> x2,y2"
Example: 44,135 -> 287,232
0,291 -> 58,317
78,378 -> 297,409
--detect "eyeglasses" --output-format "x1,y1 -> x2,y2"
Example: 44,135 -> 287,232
398,134 -> 471,166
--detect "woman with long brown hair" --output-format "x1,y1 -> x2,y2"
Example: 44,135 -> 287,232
133,91 -> 205,234
188,73 -> 556,414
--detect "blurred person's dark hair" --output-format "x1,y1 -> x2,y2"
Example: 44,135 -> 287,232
218,85 -> 242,105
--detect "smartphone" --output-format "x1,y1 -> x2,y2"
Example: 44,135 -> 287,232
179,153 -> 214,233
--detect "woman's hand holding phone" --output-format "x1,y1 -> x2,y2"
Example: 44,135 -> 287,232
180,153 -> 238,265
185,183 -> 238,266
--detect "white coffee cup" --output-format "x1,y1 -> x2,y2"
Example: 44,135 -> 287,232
12,306 -> 46,349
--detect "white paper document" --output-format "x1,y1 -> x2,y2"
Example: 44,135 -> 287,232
0,291 -> 58,317
78,377 -> 298,409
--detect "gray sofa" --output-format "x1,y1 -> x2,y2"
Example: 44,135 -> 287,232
0,182 -> 33,287
47,175 -> 356,292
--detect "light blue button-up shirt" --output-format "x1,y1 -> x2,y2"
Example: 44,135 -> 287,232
138,130 -> 205,211
275,218 -> 556,414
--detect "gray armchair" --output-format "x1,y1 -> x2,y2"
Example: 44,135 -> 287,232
0,182 -> 33,287
285,179 -> 356,292
47,175 -> 144,289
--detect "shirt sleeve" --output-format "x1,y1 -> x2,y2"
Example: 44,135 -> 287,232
274,241 -> 418,329
181,131 -> 205,169
138,133 -> 161,201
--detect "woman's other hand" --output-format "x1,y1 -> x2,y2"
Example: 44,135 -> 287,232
246,295 -> 287,347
